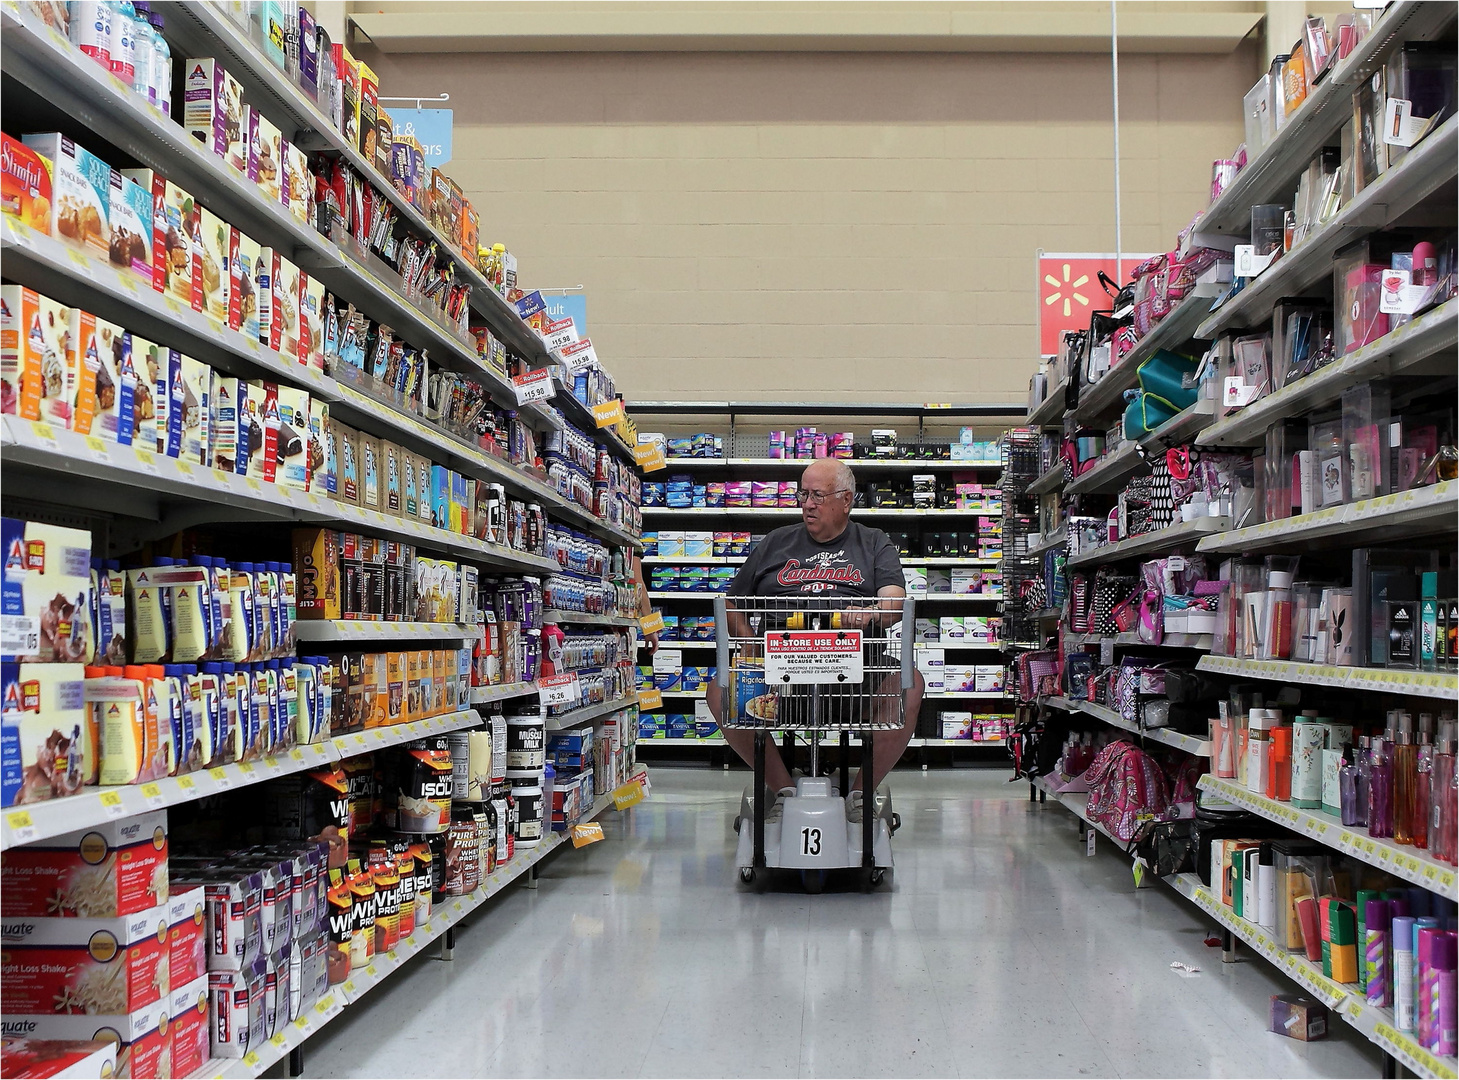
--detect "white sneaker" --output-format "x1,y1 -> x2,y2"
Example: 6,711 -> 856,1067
765,786 -> 796,823
845,789 -> 864,823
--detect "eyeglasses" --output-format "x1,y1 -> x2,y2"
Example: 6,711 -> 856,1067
796,489 -> 851,506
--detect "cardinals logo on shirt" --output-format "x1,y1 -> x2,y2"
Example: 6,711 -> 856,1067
775,550 -> 865,594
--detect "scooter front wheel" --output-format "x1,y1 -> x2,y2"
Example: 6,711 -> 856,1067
801,869 -> 826,894
739,867 -> 755,885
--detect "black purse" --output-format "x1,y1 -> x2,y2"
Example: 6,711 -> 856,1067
1132,818 -> 1195,876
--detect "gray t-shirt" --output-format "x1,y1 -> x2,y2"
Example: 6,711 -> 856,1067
728,521 -> 904,598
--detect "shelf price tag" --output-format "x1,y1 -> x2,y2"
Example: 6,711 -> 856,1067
209,766 -> 232,789
29,421 -> 58,449
591,399 -> 625,428
140,782 -> 165,808
83,436 -> 110,463
6,809 -> 36,845
538,673 -> 581,708
511,370 -> 553,406
98,790 -> 127,818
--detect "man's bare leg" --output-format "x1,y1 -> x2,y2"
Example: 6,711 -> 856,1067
851,669 -> 924,792
707,682 -> 795,792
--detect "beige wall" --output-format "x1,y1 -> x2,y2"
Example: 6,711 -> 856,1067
357,33 -> 1261,408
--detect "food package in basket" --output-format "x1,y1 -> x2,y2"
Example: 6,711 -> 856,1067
731,660 -> 775,726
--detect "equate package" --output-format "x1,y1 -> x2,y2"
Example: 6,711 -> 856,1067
20,134 -> 112,259
106,171 -> 152,286
1,131 -> 54,234
0,661 -> 88,806
0,1038 -> 118,1080
2,518 -> 92,664
0,980 -> 181,1079
0,902 -> 176,1013
0,808 -> 169,917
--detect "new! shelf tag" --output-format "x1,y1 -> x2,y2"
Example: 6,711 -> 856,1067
571,822 -> 605,848
511,370 -> 553,406
591,399 -> 625,428
638,612 -> 665,636
636,444 -> 667,472
637,688 -> 663,711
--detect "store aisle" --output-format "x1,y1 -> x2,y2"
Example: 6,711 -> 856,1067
300,767 -> 1383,1079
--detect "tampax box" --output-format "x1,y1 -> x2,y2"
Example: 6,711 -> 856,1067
21,134 -> 112,259
1,808 -> 169,917
2,518 -> 92,664
183,58 -> 243,164
107,171 -> 153,287
1,131 -> 54,234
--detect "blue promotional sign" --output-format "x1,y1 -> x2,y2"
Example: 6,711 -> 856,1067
390,108 -> 453,168
514,291 -> 546,319
542,293 -> 587,335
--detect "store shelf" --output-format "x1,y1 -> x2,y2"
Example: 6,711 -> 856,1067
1194,0 -> 1457,237
1195,481 -> 1458,554
1198,300 -> 1459,450
1027,527 -> 1068,556
660,457 -> 1002,471
642,507 -> 1000,518
1197,775 -> 1456,895
644,556 -> 746,565
906,557 -> 1001,567
1063,630 -> 1215,651
926,691 -> 1009,699
1071,284 -> 1224,425
659,689 -> 708,698
1066,516 -> 1230,568
545,695 -> 639,731
469,681 -> 540,706
636,736 -> 1007,749
1027,463 -> 1067,497
1034,775 -> 1121,844
1166,872 -> 1457,1079
1199,116 -> 1458,341
293,621 -> 482,642
914,593 -> 1004,602
1045,696 -> 1210,756
0,418 -> 562,574
1066,441 -> 1145,496
542,609 -> 640,628
549,382 -> 638,466
651,640 -> 719,649
0,221 -> 637,550
206,789 -> 620,1079
0,710 -> 480,851
1027,379 -> 1069,427
1195,655 -> 1458,701
1032,606 -> 1063,621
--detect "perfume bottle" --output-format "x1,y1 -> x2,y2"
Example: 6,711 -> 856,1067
1393,714 -> 1418,846
1369,735 -> 1394,839
1354,735 -> 1371,827
1432,720 -> 1456,865
1340,745 -> 1365,826
1414,735 -> 1433,850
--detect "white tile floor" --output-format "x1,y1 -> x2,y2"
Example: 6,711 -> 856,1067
295,766 -> 1384,1079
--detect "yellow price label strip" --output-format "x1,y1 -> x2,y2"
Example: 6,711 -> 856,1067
209,766 -> 232,789
176,775 -> 197,791
140,782 -> 165,807
98,789 -> 127,818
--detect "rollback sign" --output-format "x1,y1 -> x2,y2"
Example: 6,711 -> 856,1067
763,630 -> 863,685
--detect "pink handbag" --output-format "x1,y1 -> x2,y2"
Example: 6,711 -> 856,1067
1084,742 -> 1171,843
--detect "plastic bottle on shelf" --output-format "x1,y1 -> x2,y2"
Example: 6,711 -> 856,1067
148,10 -> 172,117
1432,719 -> 1457,865
1394,713 -> 1419,846
1369,735 -> 1394,839
1413,714 -> 1434,850
107,1 -> 138,87
129,1 -> 153,103
1340,744 -> 1365,827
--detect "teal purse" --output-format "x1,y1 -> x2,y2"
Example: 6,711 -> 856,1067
1123,391 -> 1180,439
1136,349 -> 1199,409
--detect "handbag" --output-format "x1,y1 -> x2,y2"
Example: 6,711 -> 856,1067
1123,390 -> 1181,440
1136,349 -> 1200,408
1132,818 -> 1195,876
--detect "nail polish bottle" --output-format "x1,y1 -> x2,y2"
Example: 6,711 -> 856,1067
1369,735 -> 1394,839
1394,713 -> 1419,846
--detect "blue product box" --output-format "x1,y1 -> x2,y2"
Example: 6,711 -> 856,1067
659,615 -> 679,640
667,715 -> 691,739
680,666 -> 706,692
650,567 -> 679,591
643,484 -> 666,506
695,718 -> 719,739
637,665 -> 653,689
679,567 -> 709,592
652,669 -> 680,691
641,531 -> 659,556
160,348 -> 184,458
667,437 -> 692,457
431,466 -> 451,530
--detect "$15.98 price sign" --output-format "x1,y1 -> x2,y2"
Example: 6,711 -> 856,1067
763,630 -> 863,685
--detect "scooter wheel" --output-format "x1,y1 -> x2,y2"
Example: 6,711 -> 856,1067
801,869 -> 826,894
870,868 -> 886,887
739,867 -> 755,885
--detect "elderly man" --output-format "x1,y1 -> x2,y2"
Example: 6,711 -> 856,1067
706,457 -> 923,822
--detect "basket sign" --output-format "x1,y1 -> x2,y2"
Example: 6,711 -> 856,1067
763,630 -> 862,685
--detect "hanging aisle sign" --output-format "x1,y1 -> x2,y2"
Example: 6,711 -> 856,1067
1036,251 -> 1157,357
389,109 -> 453,167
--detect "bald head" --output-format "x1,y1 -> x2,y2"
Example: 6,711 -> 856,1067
799,459 -> 856,541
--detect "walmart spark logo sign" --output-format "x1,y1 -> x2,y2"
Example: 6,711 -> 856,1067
1036,251 -> 1155,357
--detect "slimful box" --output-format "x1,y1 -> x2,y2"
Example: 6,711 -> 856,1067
21,134 -> 112,259
1,131 -> 54,234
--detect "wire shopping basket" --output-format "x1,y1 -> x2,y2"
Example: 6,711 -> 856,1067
712,595 -> 916,731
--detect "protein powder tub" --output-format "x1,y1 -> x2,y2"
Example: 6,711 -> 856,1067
506,713 -> 545,770
513,784 -> 544,847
